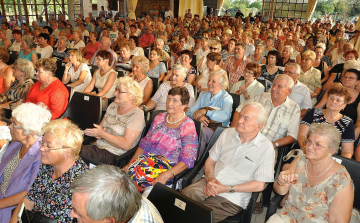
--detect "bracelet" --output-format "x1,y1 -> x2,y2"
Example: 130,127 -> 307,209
277,179 -> 285,187
171,170 -> 175,178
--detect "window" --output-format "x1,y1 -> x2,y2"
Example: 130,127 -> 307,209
263,0 -> 308,20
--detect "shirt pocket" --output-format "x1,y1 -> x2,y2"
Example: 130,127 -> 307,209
231,156 -> 257,178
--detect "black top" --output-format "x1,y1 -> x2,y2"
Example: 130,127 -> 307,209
329,63 -> 345,83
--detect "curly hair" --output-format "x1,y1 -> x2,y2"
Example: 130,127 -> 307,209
0,47 -> 9,63
116,76 -> 143,106
36,58 -> 57,75
246,62 -> 261,78
168,86 -> 190,105
131,56 -> 149,74
170,42 -> 182,56
327,84 -> 352,104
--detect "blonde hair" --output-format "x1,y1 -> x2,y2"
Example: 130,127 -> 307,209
116,76 -> 143,106
14,59 -> 35,79
302,50 -> 316,61
69,49 -> 83,62
73,30 -> 83,40
209,41 -> 222,52
282,45 -> 294,55
131,56 -> 149,74
42,119 -> 83,159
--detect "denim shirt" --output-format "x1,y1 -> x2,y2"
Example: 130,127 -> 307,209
186,90 -> 233,127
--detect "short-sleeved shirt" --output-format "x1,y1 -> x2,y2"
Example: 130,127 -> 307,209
259,65 -> 283,91
151,81 -> 195,110
128,197 -> 164,223
237,92 -> 301,142
68,63 -> 92,92
301,108 -> 355,154
36,45 -> 53,58
95,104 -> 145,156
69,40 -> 85,50
184,66 -> 196,82
230,79 -> 265,104
298,66 -> 321,105
146,62 -> 167,78
52,47 -> 70,61
223,56 -> 251,86
139,112 -> 198,168
115,57 -> 132,75
84,41 -> 101,60
209,128 -> 274,208
26,158 -> 88,223
289,81 -> 312,111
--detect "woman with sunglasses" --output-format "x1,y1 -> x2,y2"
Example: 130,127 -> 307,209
0,103 -> 51,223
10,119 -> 88,223
197,41 -> 223,74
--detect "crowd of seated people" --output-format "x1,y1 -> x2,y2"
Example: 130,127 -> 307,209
0,9 -> 359,223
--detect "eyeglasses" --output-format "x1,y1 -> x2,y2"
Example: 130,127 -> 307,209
115,88 -> 128,94
305,139 -> 329,150
342,76 -> 357,80
96,57 -> 105,61
244,69 -> 254,75
38,140 -> 68,152
210,47 -> 218,50
11,121 -> 23,129
283,70 -> 298,75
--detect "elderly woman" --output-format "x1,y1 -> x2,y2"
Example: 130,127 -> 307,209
82,76 -> 145,165
82,31 -> 100,61
125,86 -> 198,196
230,62 -> 264,104
198,41 -> 223,74
330,37 -> 346,66
267,123 -> 359,223
277,45 -> 295,67
145,64 -> 195,111
187,72 -> 233,154
69,30 -> 85,52
0,103 -> 51,223
221,38 -> 236,63
0,48 -> 15,94
129,36 -> 144,57
146,48 -> 167,81
8,30 -> 22,52
52,36 -> 70,62
19,36 -> 37,66
0,59 -> 34,110
194,52 -> 227,92
313,45 -> 330,85
0,30 -> 11,49
62,49 -> 92,93
163,50 -> 196,84
10,119 -> 88,223
25,58 -> 69,120
248,44 -> 266,65
298,50 -> 322,105
84,50 -> 117,107
129,56 -> 153,105
115,42 -> 133,76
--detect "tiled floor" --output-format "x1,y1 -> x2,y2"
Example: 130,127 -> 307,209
250,207 -> 267,223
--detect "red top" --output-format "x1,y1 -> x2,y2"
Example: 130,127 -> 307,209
25,79 -> 69,120
84,41 -> 101,60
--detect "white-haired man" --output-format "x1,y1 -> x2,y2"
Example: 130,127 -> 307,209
90,37 -> 118,67
183,101 -> 275,222
154,38 -> 170,61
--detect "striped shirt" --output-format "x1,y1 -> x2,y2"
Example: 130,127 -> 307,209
129,197 -> 164,223
223,56 -> 251,86
237,92 -> 301,142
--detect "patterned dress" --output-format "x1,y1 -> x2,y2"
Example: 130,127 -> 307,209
26,158 -> 88,223
298,67 -> 322,105
3,79 -> 34,109
146,62 -> 167,78
276,155 -> 359,223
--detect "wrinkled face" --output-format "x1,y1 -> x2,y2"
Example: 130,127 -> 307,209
315,48 -> 324,58
180,53 -> 191,65
341,71 -> 359,88
150,50 -> 160,61
271,78 -> 290,101
301,56 -> 314,68
282,47 -> 291,58
166,94 -> 186,114
208,74 -> 223,94
345,53 -> 356,61
305,133 -> 332,161
236,105 -> 262,135
120,47 -> 130,59
326,94 -> 346,111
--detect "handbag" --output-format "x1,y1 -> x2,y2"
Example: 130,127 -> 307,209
201,107 -> 223,131
127,153 -> 175,192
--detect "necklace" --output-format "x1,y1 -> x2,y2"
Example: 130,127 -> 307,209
306,159 -> 334,180
166,112 -> 185,125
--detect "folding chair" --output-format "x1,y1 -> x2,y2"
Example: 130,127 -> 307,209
150,77 -> 160,97
7,50 -> 18,65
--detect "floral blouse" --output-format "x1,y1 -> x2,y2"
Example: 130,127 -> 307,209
276,155 -> 359,223
259,65 -> 283,91
139,112 -> 198,168
298,66 -> 321,105
146,62 -> 167,78
26,158 -> 88,223
184,66 -> 196,82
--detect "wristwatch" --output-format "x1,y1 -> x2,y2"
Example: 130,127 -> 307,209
230,185 -> 235,193
275,142 -> 279,148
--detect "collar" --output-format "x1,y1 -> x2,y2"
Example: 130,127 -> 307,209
233,129 -> 263,148
207,89 -> 224,100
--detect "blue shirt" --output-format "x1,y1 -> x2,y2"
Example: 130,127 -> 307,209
186,90 -> 233,127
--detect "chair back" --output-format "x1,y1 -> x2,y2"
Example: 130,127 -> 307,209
229,93 -> 240,122
7,50 -> 18,65
333,155 -> 360,210
61,92 -> 102,130
148,183 -> 215,223
117,70 -> 125,77
89,65 -> 99,75
256,78 -> 268,92
194,120 -> 203,160
55,61 -> 66,80
150,77 -> 160,97
191,55 -> 197,66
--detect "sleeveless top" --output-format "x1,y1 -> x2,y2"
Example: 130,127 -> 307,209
94,68 -> 116,99
276,155 -> 359,223
341,93 -> 360,122
314,60 -> 325,80
19,50 -> 36,62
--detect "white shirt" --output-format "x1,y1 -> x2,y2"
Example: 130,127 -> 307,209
244,43 -> 255,57
82,30 -> 89,37
130,47 -> 145,57
165,10 -> 174,20
289,81 -> 312,111
185,35 -> 195,49
195,48 -> 210,64
68,63 -> 92,93
237,92 -> 301,142
209,128 -> 275,208
230,79 -> 265,104
36,45 -> 53,58
69,40 -> 85,50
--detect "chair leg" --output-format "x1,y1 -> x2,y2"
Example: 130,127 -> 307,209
262,183 -> 273,207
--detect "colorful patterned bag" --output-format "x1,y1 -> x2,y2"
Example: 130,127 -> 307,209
128,153 -> 175,192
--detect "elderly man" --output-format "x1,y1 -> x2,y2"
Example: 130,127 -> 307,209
223,43 -> 251,88
139,27 -> 155,48
154,38 -> 170,61
70,165 -> 163,223
186,72 -> 233,154
90,37 -> 117,67
183,101 -> 275,222
99,28 -> 114,45
1,22 -> 12,40
284,63 -> 312,117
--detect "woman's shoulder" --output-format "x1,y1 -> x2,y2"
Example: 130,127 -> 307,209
340,114 -> 354,126
80,63 -> 91,71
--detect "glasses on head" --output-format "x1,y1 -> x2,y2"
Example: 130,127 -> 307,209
305,139 -> 328,150
38,140 -> 68,152
210,47 -> 218,50
342,76 -> 357,80
11,121 -> 23,130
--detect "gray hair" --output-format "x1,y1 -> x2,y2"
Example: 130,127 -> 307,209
58,36 -> 70,46
69,165 -> 142,222
309,123 -> 341,154
154,38 -> 164,45
14,59 -> 35,79
172,64 -> 188,79
21,35 -> 35,48
285,62 -> 301,75
101,37 -> 112,46
12,103 -> 51,137
242,101 -> 268,127
282,45 -> 294,55
274,74 -> 294,89
344,60 -> 360,71
209,71 -> 228,90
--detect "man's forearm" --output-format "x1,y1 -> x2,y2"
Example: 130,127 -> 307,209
233,180 -> 266,193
